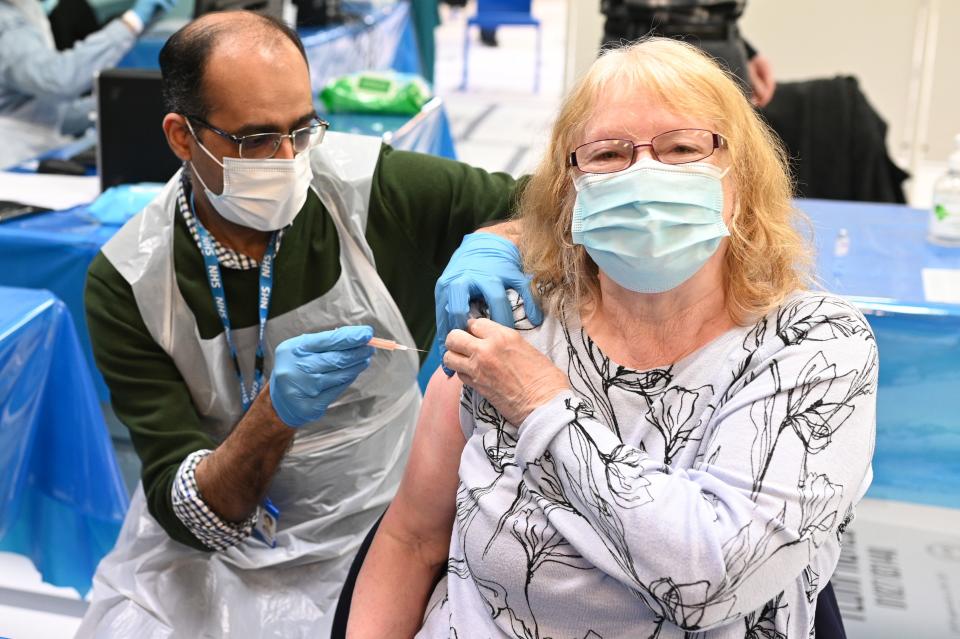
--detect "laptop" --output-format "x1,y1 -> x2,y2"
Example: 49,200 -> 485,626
95,68 -> 182,191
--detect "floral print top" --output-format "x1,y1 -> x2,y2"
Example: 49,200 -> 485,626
419,292 -> 878,639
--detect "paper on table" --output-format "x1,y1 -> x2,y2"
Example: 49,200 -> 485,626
0,172 -> 100,211
922,268 -> 960,304
837,499 -> 960,639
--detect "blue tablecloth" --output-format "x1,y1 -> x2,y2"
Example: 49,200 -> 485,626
0,104 -> 455,401
0,287 -> 128,596
119,1 -> 422,91
0,210 -> 119,402
799,199 -> 960,510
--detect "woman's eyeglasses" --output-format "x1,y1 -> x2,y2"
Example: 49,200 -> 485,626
570,128 -> 727,174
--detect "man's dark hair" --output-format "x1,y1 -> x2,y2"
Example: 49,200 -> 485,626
159,13 -> 308,120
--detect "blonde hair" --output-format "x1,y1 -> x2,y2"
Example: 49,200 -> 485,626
519,37 -> 813,325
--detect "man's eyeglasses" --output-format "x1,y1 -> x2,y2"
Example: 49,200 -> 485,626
569,129 -> 727,174
184,115 -> 330,159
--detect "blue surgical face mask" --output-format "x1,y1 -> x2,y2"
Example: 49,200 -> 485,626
571,158 -> 731,294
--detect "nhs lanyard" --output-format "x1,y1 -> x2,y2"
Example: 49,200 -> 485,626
192,198 -> 278,413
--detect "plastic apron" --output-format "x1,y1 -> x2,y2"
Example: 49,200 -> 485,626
0,0 -> 70,168
77,133 -> 421,639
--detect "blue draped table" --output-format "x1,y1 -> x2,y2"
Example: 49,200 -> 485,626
798,198 -> 960,510
0,287 -> 128,596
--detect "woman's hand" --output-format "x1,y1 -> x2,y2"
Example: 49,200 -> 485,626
443,318 -> 570,425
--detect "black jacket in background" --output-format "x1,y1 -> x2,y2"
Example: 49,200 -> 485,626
761,76 -> 909,204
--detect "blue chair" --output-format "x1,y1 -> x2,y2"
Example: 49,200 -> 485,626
461,0 -> 542,92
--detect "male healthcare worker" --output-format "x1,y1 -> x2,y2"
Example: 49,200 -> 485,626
0,0 -> 175,167
77,10 -> 536,638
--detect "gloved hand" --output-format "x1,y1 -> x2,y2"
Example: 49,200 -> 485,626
130,0 -> 176,25
269,325 -> 375,428
434,232 -> 544,376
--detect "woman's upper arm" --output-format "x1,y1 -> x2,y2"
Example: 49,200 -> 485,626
382,368 -> 466,553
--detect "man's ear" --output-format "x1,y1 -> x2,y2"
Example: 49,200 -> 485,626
163,113 -> 193,162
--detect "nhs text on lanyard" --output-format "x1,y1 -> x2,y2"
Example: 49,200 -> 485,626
194,209 -> 278,413
193,204 -> 282,547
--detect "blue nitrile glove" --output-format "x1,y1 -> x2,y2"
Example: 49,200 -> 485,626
131,0 -> 176,25
434,233 -> 544,376
269,325 -> 375,427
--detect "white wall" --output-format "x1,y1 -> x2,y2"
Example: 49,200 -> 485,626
741,1 -> 920,163
563,0 -> 604,90
740,0 -> 960,166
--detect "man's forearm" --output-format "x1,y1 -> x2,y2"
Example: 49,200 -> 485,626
195,383 -> 295,522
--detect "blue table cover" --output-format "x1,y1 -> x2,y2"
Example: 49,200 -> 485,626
0,209 -> 119,402
118,1 -> 422,91
799,198 -> 960,510
0,287 -> 128,596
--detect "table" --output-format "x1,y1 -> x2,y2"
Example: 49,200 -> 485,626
0,287 -> 128,596
0,102 -> 455,402
798,199 -> 960,510
119,1 -> 422,92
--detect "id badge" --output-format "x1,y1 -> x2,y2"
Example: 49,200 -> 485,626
253,497 -> 280,548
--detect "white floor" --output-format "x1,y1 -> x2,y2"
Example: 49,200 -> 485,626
435,0 -> 565,178
0,553 -> 86,638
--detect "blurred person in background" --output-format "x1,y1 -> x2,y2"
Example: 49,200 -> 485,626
601,0 -> 775,107
0,0 -> 174,166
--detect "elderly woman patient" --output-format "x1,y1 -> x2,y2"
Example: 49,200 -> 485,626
348,37 -> 877,639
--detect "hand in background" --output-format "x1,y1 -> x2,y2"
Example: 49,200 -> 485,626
749,53 -> 776,107
131,0 -> 177,26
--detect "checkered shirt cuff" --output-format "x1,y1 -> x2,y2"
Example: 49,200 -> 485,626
171,450 -> 259,551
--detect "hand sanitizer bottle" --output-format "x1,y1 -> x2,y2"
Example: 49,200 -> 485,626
930,134 -> 960,246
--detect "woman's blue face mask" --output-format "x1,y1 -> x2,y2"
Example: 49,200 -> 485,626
571,158 -> 731,294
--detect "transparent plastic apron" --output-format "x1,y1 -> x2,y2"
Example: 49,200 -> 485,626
78,133 -> 421,639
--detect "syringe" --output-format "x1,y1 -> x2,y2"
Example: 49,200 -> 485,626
368,337 -> 427,352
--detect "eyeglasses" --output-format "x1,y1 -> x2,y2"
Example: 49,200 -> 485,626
184,115 -> 329,159
569,128 -> 727,174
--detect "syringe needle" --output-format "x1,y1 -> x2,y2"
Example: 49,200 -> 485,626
368,337 -> 427,353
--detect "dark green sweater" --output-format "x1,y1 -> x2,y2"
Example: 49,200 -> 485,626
85,145 -> 521,550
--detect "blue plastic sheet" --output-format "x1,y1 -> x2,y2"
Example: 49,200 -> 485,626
801,198 -> 960,303
118,2 -> 422,92
0,209 -> 119,401
866,308 -> 960,509
329,97 -> 456,159
0,287 -> 128,596
800,199 -> 960,509
88,183 -> 165,226
301,2 -> 419,93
